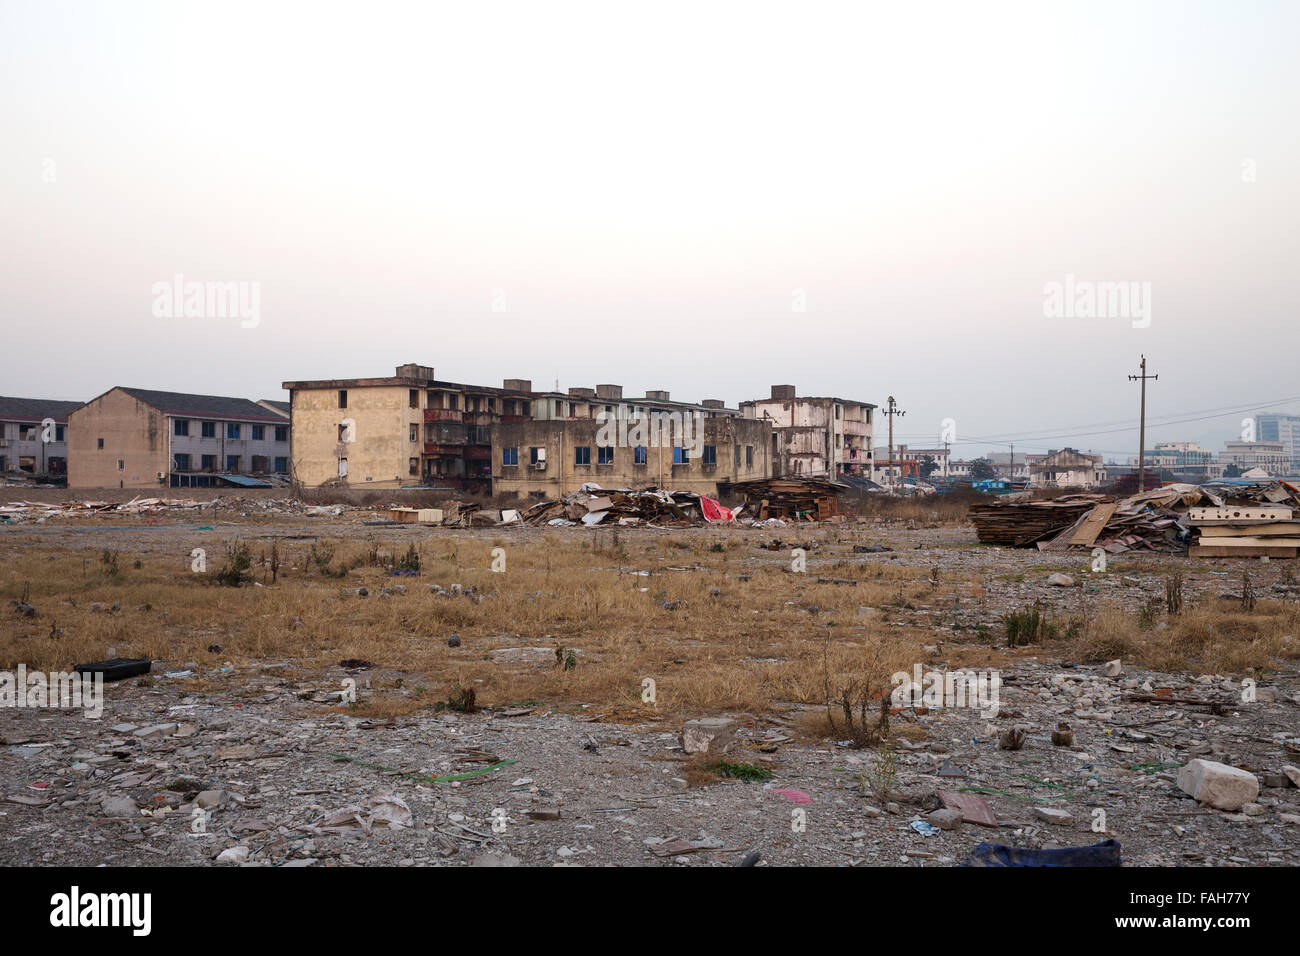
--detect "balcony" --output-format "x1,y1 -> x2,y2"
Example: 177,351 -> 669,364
424,409 -> 463,423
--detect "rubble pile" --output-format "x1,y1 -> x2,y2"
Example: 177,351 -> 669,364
519,485 -> 729,527
718,477 -> 847,522
973,480 -> 1300,557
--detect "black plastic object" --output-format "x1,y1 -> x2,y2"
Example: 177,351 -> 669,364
965,839 -> 1122,867
73,658 -> 152,682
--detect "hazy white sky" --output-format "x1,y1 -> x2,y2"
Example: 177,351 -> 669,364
3,0 -> 1297,460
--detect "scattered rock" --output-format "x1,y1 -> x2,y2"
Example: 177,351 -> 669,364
1177,759 -> 1260,811
680,717 -> 738,755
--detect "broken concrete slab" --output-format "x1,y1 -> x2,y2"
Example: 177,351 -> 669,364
1177,759 -> 1260,811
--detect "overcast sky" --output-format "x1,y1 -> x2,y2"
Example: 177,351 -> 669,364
3,0 -> 1297,462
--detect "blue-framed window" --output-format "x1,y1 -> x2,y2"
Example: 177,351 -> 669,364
634,446 -> 647,465
226,423 -> 240,439
201,421 -> 216,438
502,447 -> 519,466
251,425 -> 264,440
703,445 -> 717,465
673,446 -> 688,464
597,446 -> 614,464
574,446 -> 591,465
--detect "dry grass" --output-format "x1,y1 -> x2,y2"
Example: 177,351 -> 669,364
0,524 -> 942,733
1049,599 -> 1300,674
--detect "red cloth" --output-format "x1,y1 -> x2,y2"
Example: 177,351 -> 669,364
700,496 -> 733,522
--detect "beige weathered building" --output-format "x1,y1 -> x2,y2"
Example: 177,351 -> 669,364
68,387 -> 289,489
740,385 -> 875,479
282,364 -> 535,491
491,414 -> 773,500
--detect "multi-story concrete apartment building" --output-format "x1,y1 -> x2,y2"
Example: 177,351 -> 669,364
282,364 -> 535,491
739,385 -> 874,480
491,384 -> 771,499
0,396 -> 84,481
68,388 -> 290,489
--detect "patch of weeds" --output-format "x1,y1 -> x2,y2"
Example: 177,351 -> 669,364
397,544 -> 420,572
1004,602 -> 1054,646
705,760 -> 773,781
215,543 -> 251,587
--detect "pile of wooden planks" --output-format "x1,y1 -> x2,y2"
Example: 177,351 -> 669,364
1188,506 -> 1300,558
969,496 -> 1106,547
721,477 -> 847,521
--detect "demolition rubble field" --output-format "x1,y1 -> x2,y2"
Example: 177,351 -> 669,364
2,502 -> 1298,866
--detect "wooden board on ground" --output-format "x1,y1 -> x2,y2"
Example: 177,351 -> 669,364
1192,535 -> 1300,547
1188,506 -> 1292,523
1069,502 -> 1118,546
1189,544 -> 1298,558
1199,523 -> 1300,537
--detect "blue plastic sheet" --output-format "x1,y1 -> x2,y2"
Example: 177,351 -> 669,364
964,839 -> 1121,867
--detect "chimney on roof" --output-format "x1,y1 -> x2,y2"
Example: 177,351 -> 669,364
701,399 -> 725,409
397,364 -> 435,380
771,384 -> 796,400
503,378 -> 532,392
645,390 -> 670,401
595,384 -> 623,400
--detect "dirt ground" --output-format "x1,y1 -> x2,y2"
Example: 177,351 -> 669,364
2,496 -> 1298,866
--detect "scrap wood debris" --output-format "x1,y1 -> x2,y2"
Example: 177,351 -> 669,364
972,480 -> 1300,557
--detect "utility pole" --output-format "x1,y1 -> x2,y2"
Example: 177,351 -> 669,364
1129,355 -> 1158,492
884,396 -> 906,492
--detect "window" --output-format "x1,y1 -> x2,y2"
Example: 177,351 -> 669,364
598,446 -> 614,465
574,446 -> 591,465
97,438 -> 104,449
529,447 -> 545,465
55,425 -> 65,442
746,445 -> 753,467
117,460 -> 124,471
410,424 -> 419,442
409,457 -> 419,476
735,445 -> 741,466
274,457 -> 288,474
174,453 -> 191,471
201,421 -> 216,438
409,389 -> 418,409
275,425 -> 288,442
673,446 -> 689,465
226,455 -> 240,472
174,420 -> 189,437
555,400 -> 563,416
201,454 -> 216,471
251,425 -> 264,441
703,445 -> 716,465
226,423 -> 241,439
634,446 -> 647,465
521,401 -> 531,416
338,458 -> 348,477
487,398 -> 495,411
502,447 -> 519,466
338,424 -> 349,441
338,390 -> 348,408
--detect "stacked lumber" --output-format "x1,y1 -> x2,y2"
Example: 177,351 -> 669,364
1187,506 -> 1300,558
969,496 -> 1105,547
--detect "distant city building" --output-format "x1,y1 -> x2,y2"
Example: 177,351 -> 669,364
1221,439 -> 1288,477
1254,413 -> 1300,472
1030,448 -> 1107,488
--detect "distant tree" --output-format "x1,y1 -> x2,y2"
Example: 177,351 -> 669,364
917,455 -> 940,479
970,457 -> 997,481
1224,463 -> 1243,478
